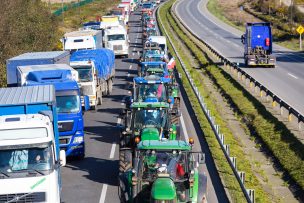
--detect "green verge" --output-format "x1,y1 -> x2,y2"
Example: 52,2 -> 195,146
158,1 -> 247,202
160,1 -> 271,202
170,0 -> 304,195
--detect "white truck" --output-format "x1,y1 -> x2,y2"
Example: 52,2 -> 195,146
104,25 -> 129,57
62,30 -> 103,53
0,85 -> 66,203
117,3 -> 130,24
70,49 -> 116,109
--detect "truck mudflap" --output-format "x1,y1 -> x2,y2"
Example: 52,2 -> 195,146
245,55 -> 276,67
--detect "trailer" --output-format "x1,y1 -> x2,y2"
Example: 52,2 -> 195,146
6,51 -> 70,87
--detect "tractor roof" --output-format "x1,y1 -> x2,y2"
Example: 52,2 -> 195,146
134,76 -> 171,84
131,102 -> 169,109
151,178 -> 176,200
141,61 -> 167,66
137,140 -> 191,150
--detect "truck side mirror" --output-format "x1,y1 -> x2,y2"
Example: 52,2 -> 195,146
83,95 -> 90,111
59,150 -> 66,167
198,153 -> 205,164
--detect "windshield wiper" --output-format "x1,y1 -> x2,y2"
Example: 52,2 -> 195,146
0,170 -> 9,178
11,169 -> 45,176
6,192 -> 33,203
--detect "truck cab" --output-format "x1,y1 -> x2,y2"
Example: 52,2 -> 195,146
17,65 -> 89,158
62,30 -> 103,53
0,85 -> 66,203
104,25 -> 129,57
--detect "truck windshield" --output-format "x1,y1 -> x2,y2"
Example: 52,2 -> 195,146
0,145 -> 54,177
134,109 -> 167,129
108,34 -> 126,41
137,84 -> 167,102
74,66 -> 93,82
56,95 -> 80,113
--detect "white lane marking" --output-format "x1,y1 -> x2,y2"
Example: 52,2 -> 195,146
288,73 -> 298,79
180,114 -> 189,142
109,143 -> 116,159
99,184 -> 108,203
129,65 -> 133,69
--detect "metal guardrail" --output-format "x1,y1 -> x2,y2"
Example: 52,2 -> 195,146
156,2 -> 255,203
171,1 -> 304,131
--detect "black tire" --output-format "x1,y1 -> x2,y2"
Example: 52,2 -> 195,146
119,150 -> 132,173
107,79 -> 113,95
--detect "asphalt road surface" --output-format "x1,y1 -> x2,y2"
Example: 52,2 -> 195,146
175,0 -> 304,115
61,7 -> 228,203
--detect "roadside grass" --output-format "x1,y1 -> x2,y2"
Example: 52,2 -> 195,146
159,1 -> 247,202
163,2 -> 271,202
171,0 -> 304,196
207,0 -> 301,51
55,0 -> 120,33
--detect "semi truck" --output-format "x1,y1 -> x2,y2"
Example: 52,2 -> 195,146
16,64 -> 90,158
241,22 -> 276,67
6,51 -> 70,87
104,25 -> 129,57
70,49 -> 116,109
0,85 -> 66,203
62,30 -> 103,53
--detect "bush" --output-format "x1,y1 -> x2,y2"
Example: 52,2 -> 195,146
0,0 -> 60,87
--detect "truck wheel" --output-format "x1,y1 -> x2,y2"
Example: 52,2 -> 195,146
119,150 -> 132,173
107,79 -> 113,95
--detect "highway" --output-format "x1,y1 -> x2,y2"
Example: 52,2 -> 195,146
61,7 -> 228,203
175,0 -> 304,115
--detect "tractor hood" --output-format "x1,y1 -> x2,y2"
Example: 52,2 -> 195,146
151,178 -> 176,200
141,127 -> 159,141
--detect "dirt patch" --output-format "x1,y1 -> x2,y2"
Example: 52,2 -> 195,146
215,0 -> 261,26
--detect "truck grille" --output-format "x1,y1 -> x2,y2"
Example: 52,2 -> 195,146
81,85 -> 93,96
59,136 -> 71,145
113,45 -> 123,51
58,121 -> 74,132
0,192 -> 46,203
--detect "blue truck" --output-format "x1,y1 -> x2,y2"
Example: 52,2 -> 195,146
0,85 -> 66,202
6,51 -> 70,87
241,22 -> 276,67
70,49 -> 115,110
16,64 -> 90,159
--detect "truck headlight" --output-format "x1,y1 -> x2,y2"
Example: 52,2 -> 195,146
73,136 -> 84,144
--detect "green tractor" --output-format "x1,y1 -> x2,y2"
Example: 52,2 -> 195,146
120,102 -> 179,149
119,140 -> 208,203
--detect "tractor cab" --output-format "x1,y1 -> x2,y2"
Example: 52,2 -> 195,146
121,102 -> 178,148
119,140 -> 207,203
139,61 -> 168,77
133,75 -> 173,104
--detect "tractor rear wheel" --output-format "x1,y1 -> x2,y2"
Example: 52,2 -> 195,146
119,149 -> 132,173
